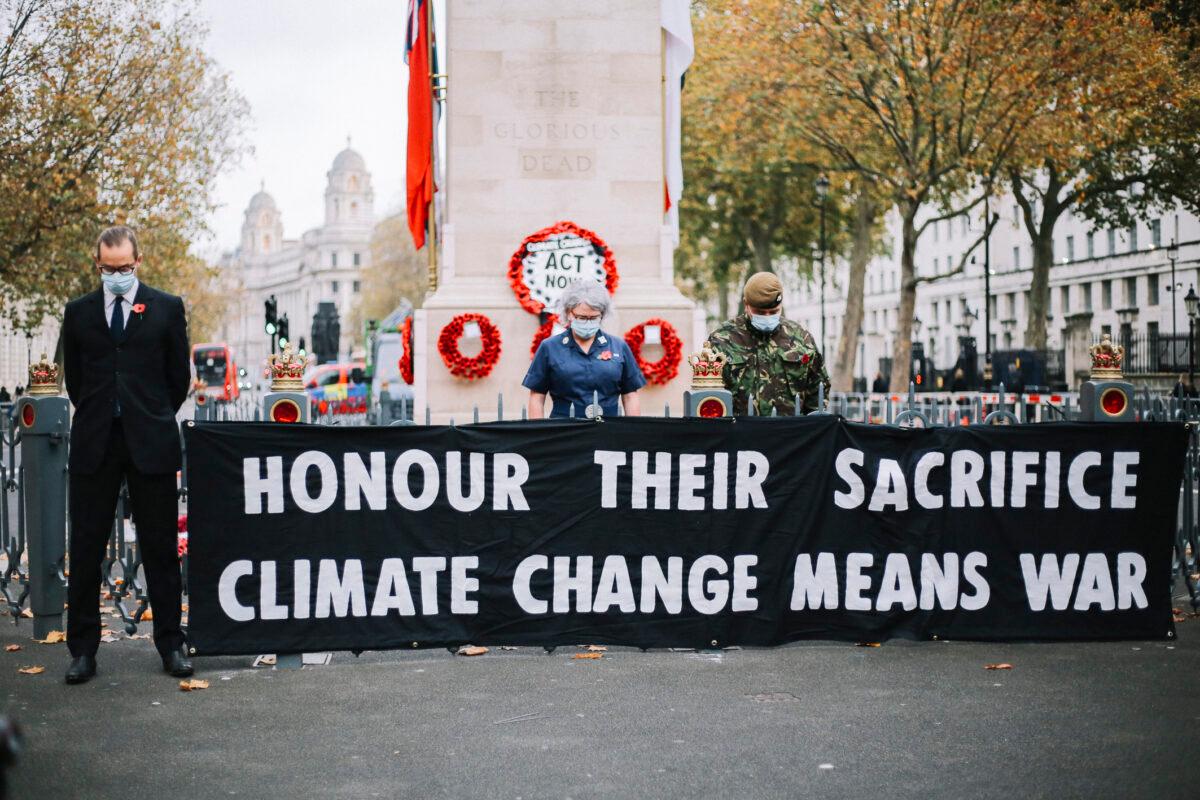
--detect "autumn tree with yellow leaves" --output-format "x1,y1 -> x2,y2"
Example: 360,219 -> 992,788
0,0 -> 248,338
685,0 -> 1189,390
1005,3 -> 1200,349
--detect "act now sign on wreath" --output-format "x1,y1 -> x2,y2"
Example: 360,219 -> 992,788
183,417 -> 1188,655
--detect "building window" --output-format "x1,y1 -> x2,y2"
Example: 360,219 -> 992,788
1129,224 -> 1138,251
1101,280 -> 1112,310
1012,246 -> 1021,269
1086,232 -> 1094,259
1148,276 -> 1159,306
331,280 -> 339,293
1060,285 -> 1070,315
1124,276 -> 1137,306
352,280 -> 361,293
1065,236 -> 1074,262
1148,321 -> 1159,343
351,202 -> 359,217
933,221 -> 939,242
1151,219 -> 1162,248
1101,324 -> 1112,337
1005,293 -> 1016,318
1108,229 -> 1116,255
1081,282 -> 1092,311
961,216 -> 969,236
988,295 -> 997,320
1012,205 -> 1019,226
331,252 -> 338,267
353,252 -> 361,266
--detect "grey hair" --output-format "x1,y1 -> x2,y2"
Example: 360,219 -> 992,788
558,279 -> 611,318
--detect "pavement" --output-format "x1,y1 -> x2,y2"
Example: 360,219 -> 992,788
2,589 -> 1199,800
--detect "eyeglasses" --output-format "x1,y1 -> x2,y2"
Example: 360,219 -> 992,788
97,264 -> 136,275
571,314 -> 602,322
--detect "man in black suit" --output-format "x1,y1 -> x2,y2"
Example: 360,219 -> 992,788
62,225 -> 193,684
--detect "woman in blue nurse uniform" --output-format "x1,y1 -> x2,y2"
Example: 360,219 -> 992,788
523,279 -> 646,419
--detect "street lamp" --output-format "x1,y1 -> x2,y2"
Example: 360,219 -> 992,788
1186,284 -> 1198,385
815,174 -> 830,357
1168,238 -> 1181,332
982,177 -> 997,389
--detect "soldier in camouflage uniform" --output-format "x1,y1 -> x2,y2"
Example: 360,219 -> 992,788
707,272 -> 830,416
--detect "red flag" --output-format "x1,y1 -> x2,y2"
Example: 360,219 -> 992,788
406,0 -> 434,250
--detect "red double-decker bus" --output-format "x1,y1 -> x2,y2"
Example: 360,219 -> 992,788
192,343 -> 241,401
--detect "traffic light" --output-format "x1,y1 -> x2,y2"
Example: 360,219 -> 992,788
278,313 -> 290,348
911,342 -> 928,390
264,295 -> 278,336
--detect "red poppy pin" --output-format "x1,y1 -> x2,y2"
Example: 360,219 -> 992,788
598,351 -> 613,361
132,303 -> 146,314
800,353 -> 811,364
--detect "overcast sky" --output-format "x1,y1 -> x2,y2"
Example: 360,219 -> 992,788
199,0 -> 416,259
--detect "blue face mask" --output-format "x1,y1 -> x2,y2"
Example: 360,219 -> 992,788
101,271 -> 135,296
570,318 -> 602,340
750,312 -> 781,333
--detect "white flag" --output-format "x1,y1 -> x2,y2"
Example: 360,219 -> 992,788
662,0 -> 694,243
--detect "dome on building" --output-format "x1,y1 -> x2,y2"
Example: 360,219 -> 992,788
331,146 -> 367,173
328,146 -> 364,173
248,186 -> 277,212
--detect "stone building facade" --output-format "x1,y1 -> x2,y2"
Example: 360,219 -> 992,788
219,146 -> 375,378
783,193 -> 1200,389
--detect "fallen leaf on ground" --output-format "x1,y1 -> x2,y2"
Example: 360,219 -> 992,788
179,679 -> 209,691
181,604 -> 189,612
856,642 -> 882,648
457,645 -> 488,657
18,666 -> 45,675
1174,615 -> 1187,623
20,609 -> 32,618
98,606 -> 114,615
101,635 -> 119,643
37,630 -> 66,644
985,663 -> 1013,670
128,634 -> 152,640
572,653 -> 603,660
141,609 -> 154,621
103,591 -> 114,600
1172,607 -> 1182,614
582,645 -> 607,652
499,646 -> 519,651
5,644 -> 21,652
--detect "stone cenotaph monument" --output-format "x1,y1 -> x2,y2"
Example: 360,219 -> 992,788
413,0 -> 702,421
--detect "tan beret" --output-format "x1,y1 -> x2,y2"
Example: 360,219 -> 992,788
744,272 -> 783,309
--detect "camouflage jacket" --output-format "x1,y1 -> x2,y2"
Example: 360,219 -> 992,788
707,315 -> 830,415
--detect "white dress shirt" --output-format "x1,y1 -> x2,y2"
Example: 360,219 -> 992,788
103,276 -> 140,327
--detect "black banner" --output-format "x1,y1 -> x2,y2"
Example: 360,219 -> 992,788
183,417 -> 1188,655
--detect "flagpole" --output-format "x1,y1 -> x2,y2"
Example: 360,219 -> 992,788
661,27 -> 667,222
426,0 -> 438,293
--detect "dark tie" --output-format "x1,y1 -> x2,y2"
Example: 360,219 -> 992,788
110,296 -> 123,416
110,295 -> 124,340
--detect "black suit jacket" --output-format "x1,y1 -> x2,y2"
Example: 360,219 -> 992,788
63,283 -> 190,474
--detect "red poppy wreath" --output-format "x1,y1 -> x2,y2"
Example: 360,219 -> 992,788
529,314 -> 559,357
399,315 -> 414,385
507,220 -> 619,316
624,318 -> 682,385
438,313 -> 502,380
